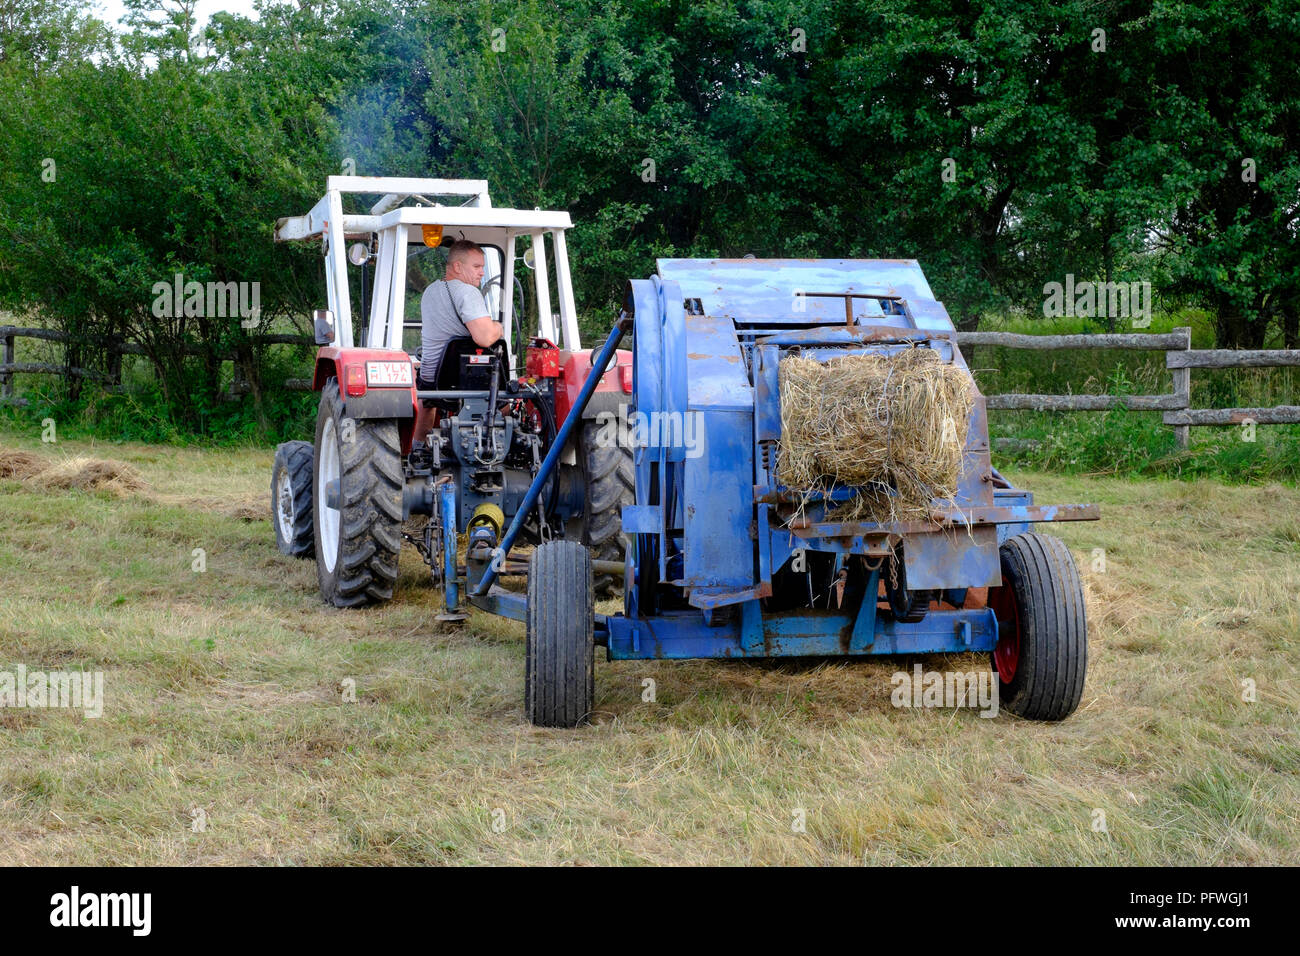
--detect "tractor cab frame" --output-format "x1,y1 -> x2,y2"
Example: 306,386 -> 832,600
274,176 -> 585,371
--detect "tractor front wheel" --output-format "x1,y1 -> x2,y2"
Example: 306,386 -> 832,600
988,532 -> 1087,720
313,378 -> 403,608
526,540 -> 594,727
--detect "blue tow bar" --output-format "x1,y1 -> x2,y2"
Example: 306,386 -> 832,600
470,314 -> 631,599
436,479 -> 467,622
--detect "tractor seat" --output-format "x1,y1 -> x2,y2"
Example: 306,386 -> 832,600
422,337 -> 509,413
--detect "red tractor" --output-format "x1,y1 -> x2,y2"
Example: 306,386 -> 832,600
270,177 -> 632,612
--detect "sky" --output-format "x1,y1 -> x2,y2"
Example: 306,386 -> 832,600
91,0 -> 262,32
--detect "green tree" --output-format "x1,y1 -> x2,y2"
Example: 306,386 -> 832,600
0,0 -> 111,71
1108,0 -> 1300,348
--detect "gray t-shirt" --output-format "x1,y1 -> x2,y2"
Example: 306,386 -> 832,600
419,278 -> 491,386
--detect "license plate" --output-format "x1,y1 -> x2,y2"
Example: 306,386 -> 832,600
366,361 -> 413,386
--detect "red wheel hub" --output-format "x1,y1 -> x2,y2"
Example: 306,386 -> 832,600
989,583 -> 1021,682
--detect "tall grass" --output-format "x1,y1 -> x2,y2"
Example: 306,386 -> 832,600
3,305 -> 1295,479
0,335 -> 319,447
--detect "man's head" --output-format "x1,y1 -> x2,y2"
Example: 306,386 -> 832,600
445,240 -> 485,287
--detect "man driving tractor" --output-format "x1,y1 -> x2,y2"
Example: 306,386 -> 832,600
413,239 -> 503,442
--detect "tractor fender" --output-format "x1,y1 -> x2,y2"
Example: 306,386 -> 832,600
311,347 -> 418,450
554,347 -> 634,426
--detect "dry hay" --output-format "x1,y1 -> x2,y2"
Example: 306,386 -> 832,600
28,455 -> 149,496
777,347 -> 974,523
1,446 -> 149,496
225,497 -> 268,522
0,450 -> 47,480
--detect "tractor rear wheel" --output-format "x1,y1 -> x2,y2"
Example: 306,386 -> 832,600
313,378 -> 403,608
272,440 -> 314,557
989,532 -> 1087,720
577,419 -> 633,595
526,540 -> 594,727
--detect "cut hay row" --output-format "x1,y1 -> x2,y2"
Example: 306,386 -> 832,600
0,446 -> 268,519
0,448 -> 148,495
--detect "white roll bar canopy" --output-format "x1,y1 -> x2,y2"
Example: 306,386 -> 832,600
274,177 -> 582,364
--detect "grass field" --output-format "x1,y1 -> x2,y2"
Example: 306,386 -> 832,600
0,430 -> 1297,865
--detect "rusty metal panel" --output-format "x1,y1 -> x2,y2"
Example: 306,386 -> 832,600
905,526 -> 1001,590
684,313 -> 753,412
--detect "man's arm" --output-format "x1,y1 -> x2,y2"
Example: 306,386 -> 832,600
450,281 -> 502,347
465,314 -> 502,347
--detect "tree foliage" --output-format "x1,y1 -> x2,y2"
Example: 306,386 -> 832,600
0,0 -> 1296,437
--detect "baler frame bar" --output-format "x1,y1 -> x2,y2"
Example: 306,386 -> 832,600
798,290 -> 916,328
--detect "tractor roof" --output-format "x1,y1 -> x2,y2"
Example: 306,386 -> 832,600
274,176 -> 572,247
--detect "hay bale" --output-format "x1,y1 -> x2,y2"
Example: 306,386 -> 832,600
777,347 -> 974,522
0,450 -> 48,480
31,456 -> 149,496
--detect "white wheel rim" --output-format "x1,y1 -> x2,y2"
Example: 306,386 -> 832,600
318,417 -> 341,573
276,470 -> 295,541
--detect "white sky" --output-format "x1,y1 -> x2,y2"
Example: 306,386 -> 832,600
90,0 -> 262,32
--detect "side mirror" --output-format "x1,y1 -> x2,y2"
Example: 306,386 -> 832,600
521,245 -> 537,270
347,242 -> 371,266
313,309 -> 336,345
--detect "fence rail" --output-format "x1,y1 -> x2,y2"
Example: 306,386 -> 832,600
954,326 -> 1300,448
2,324 -> 1297,447
0,325 -> 316,403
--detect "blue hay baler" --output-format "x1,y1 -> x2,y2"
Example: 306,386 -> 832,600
460,259 -> 1098,726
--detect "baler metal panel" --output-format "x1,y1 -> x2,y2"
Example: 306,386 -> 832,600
681,312 -> 755,589
657,258 -> 952,330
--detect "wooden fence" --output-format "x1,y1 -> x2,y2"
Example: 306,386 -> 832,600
955,327 -> 1300,448
0,325 -> 316,403
3,324 -> 1298,448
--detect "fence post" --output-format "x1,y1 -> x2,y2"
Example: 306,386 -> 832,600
1168,326 -> 1192,449
107,336 -> 123,388
2,333 -> 13,399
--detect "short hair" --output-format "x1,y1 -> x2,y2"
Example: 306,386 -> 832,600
446,240 -> 482,269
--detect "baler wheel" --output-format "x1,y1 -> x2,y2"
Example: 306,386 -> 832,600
272,440 -> 315,557
313,378 -> 403,608
526,540 -> 595,728
577,420 -> 634,595
989,532 -> 1087,720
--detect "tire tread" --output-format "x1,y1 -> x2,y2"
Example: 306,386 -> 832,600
526,540 -> 594,727
996,532 -> 1087,721
272,440 -> 315,558
314,380 -> 403,608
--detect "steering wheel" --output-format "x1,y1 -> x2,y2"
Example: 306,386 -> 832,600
480,273 -> 528,370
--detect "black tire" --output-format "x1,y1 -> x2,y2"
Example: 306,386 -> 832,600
577,419 -> 634,595
525,540 -> 594,727
271,440 -> 314,557
989,532 -> 1088,721
313,378 -> 403,608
